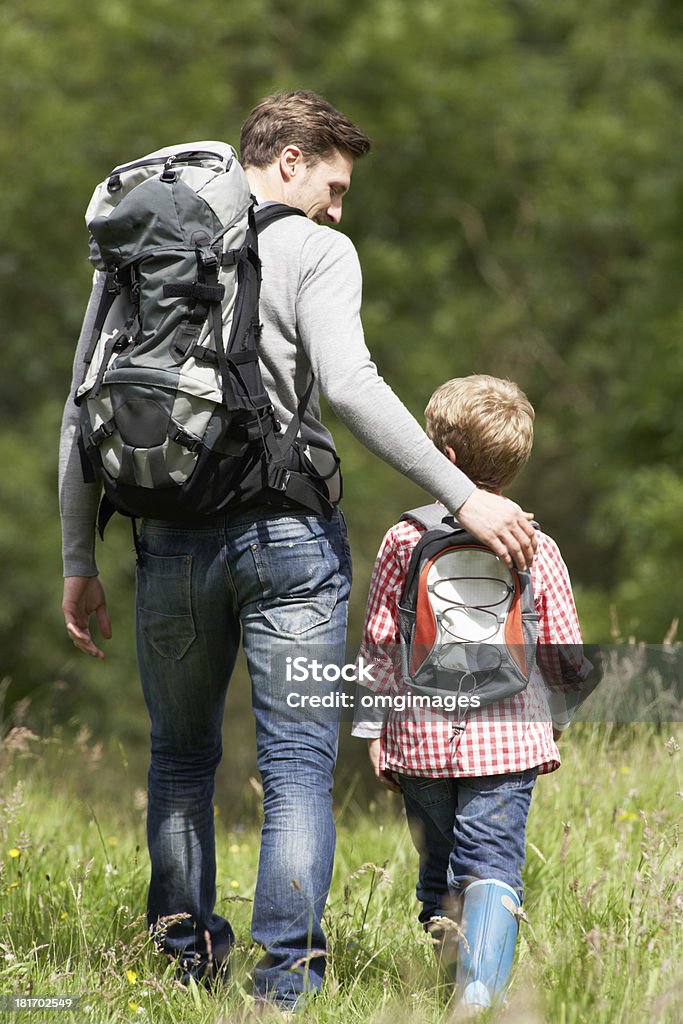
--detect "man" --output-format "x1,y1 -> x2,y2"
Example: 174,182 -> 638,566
60,91 -> 536,1009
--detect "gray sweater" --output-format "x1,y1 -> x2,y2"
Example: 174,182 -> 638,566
59,214 -> 474,576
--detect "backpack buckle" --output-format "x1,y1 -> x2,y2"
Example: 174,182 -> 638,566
169,423 -> 202,453
269,464 -> 290,492
161,157 -> 178,183
269,406 -> 282,433
198,246 -> 219,271
89,419 -> 115,448
105,269 -> 121,295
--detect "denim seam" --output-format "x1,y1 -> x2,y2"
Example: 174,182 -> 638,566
220,522 -> 240,607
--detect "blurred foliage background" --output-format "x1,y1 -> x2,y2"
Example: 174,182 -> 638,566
0,0 -> 681,796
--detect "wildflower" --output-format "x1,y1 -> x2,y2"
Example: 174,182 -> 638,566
9,849 -> 20,859
559,821 -> 571,864
347,862 -> 392,887
127,969 -> 137,984
618,812 -> 639,823
61,912 -> 69,920
128,1001 -> 139,1012
528,842 -> 547,864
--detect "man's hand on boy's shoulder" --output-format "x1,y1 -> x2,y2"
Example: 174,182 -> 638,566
455,488 -> 537,571
367,738 -> 401,793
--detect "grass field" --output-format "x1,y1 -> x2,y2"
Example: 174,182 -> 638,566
1,721 -> 681,1023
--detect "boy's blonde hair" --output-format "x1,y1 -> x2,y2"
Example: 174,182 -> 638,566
425,375 -> 534,491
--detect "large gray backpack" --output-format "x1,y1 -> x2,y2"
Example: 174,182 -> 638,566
76,141 -> 338,532
397,505 -> 539,710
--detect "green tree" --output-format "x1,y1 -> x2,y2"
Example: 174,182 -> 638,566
0,0 -> 681,750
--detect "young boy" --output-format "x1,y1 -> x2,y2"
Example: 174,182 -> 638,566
352,375 -> 590,1015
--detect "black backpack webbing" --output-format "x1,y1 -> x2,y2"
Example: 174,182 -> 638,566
250,203 -> 334,515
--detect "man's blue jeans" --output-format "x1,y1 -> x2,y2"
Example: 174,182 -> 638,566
399,769 -> 537,925
135,506 -> 352,1006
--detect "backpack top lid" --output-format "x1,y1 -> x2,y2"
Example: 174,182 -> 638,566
85,142 -> 248,270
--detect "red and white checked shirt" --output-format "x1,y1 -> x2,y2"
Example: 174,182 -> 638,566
352,519 -> 586,778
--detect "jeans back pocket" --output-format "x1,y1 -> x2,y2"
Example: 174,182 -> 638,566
137,551 -> 196,660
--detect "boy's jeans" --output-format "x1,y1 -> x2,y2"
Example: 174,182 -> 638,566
399,768 -> 538,925
135,506 -> 352,1007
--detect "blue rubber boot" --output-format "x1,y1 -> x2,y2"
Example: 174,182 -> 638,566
455,879 -> 520,1010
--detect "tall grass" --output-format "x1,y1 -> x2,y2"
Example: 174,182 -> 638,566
1,721 -> 681,1023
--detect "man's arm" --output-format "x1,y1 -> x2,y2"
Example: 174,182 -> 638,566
59,272 -> 110,656
59,271 -> 104,575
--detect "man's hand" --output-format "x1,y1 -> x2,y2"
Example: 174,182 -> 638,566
62,576 -> 112,659
455,488 -> 537,570
367,738 -> 401,793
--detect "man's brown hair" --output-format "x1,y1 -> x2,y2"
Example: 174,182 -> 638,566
425,375 -> 535,491
240,90 -> 371,168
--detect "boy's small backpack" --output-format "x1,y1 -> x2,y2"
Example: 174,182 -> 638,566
397,504 -> 539,709
76,141 -> 339,533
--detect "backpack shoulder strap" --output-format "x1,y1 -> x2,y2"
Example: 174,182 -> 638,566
251,200 -> 334,516
401,503 -> 460,533
254,202 -> 307,232
404,505 -> 542,545
399,505 -> 463,604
